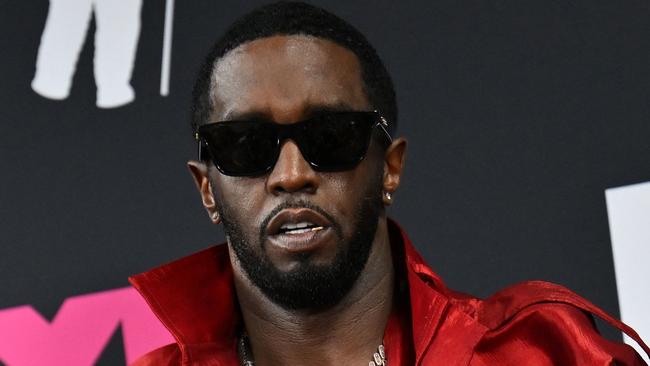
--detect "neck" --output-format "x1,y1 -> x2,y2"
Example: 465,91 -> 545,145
232,218 -> 395,366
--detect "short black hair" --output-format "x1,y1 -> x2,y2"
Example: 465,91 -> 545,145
191,1 -> 397,136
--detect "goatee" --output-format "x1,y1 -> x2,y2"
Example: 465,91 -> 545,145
218,184 -> 383,311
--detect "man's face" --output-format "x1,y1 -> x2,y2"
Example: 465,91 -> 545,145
199,35 -> 388,310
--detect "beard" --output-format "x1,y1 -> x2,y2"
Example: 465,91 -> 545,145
217,178 -> 383,311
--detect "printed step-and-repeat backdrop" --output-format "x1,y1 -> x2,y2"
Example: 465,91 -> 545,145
0,1 -> 648,364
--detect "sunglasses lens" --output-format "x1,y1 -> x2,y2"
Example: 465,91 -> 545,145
299,112 -> 375,171
199,112 -> 382,176
201,121 -> 278,176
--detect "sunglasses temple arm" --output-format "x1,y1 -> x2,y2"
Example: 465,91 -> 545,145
195,132 -> 203,161
376,122 -> 393,143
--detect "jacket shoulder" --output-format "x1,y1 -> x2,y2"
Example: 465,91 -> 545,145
129,343 -> 182,366
468,281 -> 647,366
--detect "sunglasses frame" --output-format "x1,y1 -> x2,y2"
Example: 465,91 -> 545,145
195,110 -> 393,177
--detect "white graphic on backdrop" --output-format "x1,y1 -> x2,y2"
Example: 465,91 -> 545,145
31,0 -> 143,108
160,0 -> 175,97
606,181 -> 650,363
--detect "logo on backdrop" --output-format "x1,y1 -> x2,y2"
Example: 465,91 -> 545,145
31,0 -> 144,108
605,181 -> 650,363
0,287 -> 172,365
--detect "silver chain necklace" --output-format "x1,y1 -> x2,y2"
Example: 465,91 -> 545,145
238,332 -> 388,366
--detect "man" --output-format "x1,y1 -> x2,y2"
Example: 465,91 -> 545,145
130,2 -> 649,365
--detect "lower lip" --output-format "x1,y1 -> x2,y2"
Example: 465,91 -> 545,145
266,227 -> 333,253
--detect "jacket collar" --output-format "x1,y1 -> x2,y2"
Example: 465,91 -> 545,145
129,244 -> 240,358
388,220 -> 451,363
129,219 -> 452,363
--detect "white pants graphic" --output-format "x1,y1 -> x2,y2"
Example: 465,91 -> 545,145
32,0 -> 143,108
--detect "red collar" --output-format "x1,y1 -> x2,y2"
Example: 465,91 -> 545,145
129,219 -> 457,364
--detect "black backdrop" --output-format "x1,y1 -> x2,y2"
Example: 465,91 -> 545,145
1,0 -> 649,364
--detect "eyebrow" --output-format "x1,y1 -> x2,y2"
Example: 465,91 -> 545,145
222,102 -> 359,122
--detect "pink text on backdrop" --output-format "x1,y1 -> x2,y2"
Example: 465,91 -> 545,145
0,287 -> 173,366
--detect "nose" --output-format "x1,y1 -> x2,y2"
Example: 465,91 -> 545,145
266,140 -> 319,195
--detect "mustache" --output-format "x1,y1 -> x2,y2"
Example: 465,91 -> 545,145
258,200 -> 343,239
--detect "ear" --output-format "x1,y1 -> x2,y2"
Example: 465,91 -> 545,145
382,137 -> 407,205
187,160 -> 221,224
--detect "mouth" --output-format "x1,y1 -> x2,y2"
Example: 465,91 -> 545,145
265,208 -> 335,253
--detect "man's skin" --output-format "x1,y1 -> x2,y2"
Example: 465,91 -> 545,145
188,35 -> 407,366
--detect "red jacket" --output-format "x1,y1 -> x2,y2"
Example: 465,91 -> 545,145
129,220 -> 649,365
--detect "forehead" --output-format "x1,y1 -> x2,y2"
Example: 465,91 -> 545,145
209,35 -> 370,121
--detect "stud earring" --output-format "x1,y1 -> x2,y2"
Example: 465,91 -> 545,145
384,191 -> 392,203
211,212 -> 220,222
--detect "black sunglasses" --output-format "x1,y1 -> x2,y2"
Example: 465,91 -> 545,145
195,111 -> 393,177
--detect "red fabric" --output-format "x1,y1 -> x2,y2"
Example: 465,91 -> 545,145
129,220 -> 649,365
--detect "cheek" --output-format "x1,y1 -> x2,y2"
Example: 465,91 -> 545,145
212,173 -> 267,223
321,156 -> 383,219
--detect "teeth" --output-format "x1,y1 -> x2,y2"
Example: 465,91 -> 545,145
278,221 -> 325,235
280,222 -> 314,230
284,226 -> 324,235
